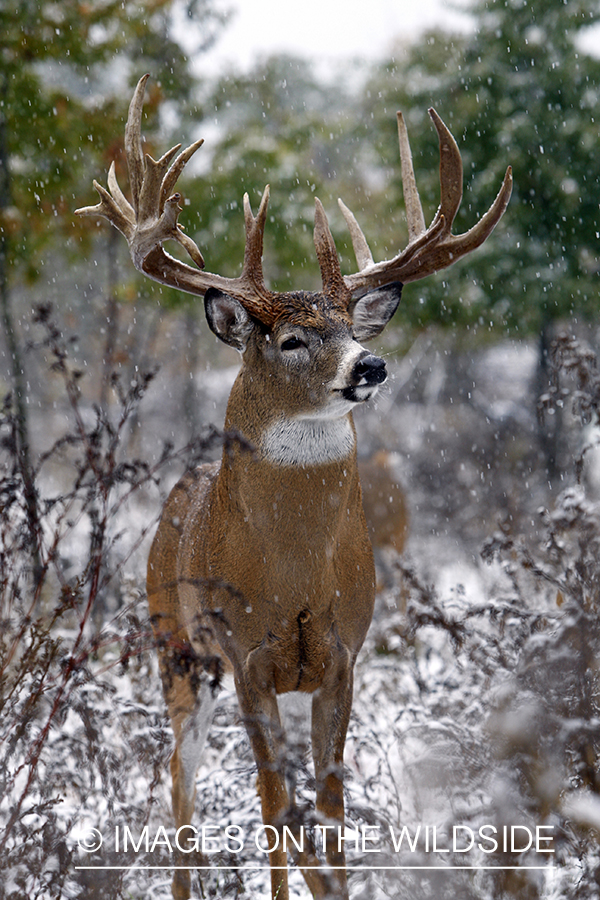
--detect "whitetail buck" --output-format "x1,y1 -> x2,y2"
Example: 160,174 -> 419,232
77,75 -> 511,900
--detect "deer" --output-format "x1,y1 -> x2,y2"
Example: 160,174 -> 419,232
76,74 -> 511,900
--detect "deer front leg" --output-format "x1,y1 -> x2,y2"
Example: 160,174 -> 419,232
311,654 -> 354,900
236,655 -> 340,900
233,666 -> 292,900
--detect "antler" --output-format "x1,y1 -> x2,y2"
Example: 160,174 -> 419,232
339,109 -> 513,296
77,77 -> 511,319
76,74 -> 275,320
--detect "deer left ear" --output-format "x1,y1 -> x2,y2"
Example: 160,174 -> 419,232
351,282 -> 402,341
205,288 -> 255,351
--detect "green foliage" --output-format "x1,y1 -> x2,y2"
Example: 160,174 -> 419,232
359,0 -> 600,335
462,0 -> 600,330
0,0 -> 223,286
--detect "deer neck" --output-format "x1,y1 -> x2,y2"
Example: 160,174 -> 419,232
222,369 -> 357,469
216,371 -> 360,534
259,415 -> 355,467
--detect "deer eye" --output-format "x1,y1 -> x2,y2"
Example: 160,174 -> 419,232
280,336 -> 305,351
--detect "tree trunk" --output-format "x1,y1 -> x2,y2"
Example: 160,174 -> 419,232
0,71 -> 41,580
536,318 -> 560,482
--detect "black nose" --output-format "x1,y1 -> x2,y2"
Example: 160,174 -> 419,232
353,354 -> 387,385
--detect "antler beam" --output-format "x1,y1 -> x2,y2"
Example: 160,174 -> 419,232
339,109 -> 513,295
76,74 -> 273,311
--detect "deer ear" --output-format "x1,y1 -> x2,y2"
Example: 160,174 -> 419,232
351,282 -> 402,341
204,288 -> 255,350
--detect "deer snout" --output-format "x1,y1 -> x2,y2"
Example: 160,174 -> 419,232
352,353 -> 387,386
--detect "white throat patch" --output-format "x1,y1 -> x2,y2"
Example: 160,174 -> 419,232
261,415 -> 355,467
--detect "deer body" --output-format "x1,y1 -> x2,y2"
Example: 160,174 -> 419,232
159,354 -> 377,691
77,75 -> 511,900
187,453 -> 374,691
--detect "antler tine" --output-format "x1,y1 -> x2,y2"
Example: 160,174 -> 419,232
138,142 -> 181,222
314,198 -> 351,304
75,175 -> 136,240
160,138 -> 204,211
239,186 -> 271,294
242,187 -> 269,266
427,108 -> 463,235
342,110 -> 512,295
107,161 -> 134,226
397,112 -> 427,241
124,73 -> 149,215
337,199 -> 374,271
339,109 -> 456,275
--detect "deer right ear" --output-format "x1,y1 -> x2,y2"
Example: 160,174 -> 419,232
204,288 -> 254,351
351,282 -> 402,341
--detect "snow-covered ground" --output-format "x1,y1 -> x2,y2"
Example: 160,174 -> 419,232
3,335 -> 596,899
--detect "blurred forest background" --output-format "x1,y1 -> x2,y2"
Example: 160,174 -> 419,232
3,0 -> 600,897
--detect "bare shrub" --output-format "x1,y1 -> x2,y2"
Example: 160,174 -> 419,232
4,315 -> 600,900
0,305 -> 221,899
347,333 -> 600,899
